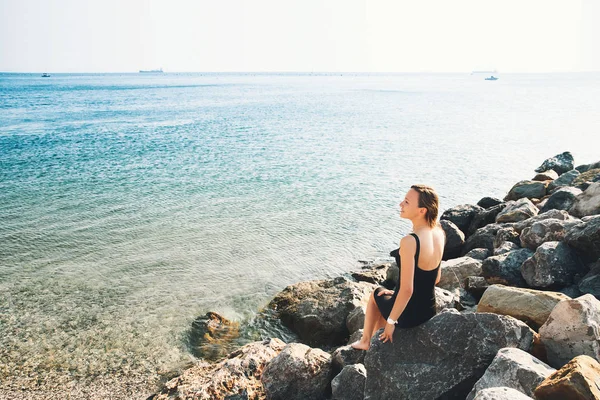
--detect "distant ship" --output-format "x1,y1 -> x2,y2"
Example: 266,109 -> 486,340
139,68 -> 163,73
484,76 -> 499,81
41,73 -> 51,77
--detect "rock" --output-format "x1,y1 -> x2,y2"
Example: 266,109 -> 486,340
261,343 -> 332,400
466,276 -> 489,299
572,168 -> 600,186
536,197 -> 549,211
363,309 -> 535,400
548,169 -> 580,193
468,203 -> 508,235
385,259 -> 399,289
465,248 -> 491,260
438,256 -> 482,291
535,151 -> 575,175
481,249 -> 534,287
153,338 -> 286,400
440,204 -> 484,235
346,306 -> 366,336
477,197 -> 503,209
540,187 -> 582,213
569,182 -> 600,218
533,170 -> 559,181
351,263 -> 389,285
513,209 -> 578,234
331,345 -> 365,375
505,180 -> 547,202
462,224 -> 504,255
187,312 -> 241,361
538,294 -> 600,368
477,284 -> 571,329
534,355 -> 600,400
521,241 -> 585,288
440,219 -> 465,260
560,285 -> 583,299
436,286 -> 461,311
267,277 -> 375,346
576,160 -> 600,173
520,218 -> 580,250
579,261 -> 600,299
466,347 -> 555,399
494,241 -> 520,255
473,387 -> 534,399
493,226 -> 521,249
331,364 -> 366,400
496,198 -> 539,223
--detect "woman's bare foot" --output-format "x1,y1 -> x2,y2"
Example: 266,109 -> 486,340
350,339 -> 370,351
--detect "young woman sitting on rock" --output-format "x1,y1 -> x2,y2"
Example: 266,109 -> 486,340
351,184 -> 445,350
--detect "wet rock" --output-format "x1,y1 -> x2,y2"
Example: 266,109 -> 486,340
472,387 -> 533,399
331,364 -> 366,400
538,294 -> 600,368
477,197 -> 503,209
462,224 -> 503,255
440,204 -> 484,235
187,312 -> 241,361
477,284 -> 571,330
534,355 -> 600,400
548,169 -> 580,193
363,309 -> 535,400
440,219 -> 465,260
267,277 -> 375,346
540,187 -> 582,213
481,249 -> 534,287
466,347 -> 555,399
465,248 -> 490,260
494,241 -> 520,255
520,218 -> 580,250
438,256 -> 482,292
533,170 -> 559,181
496,198 -> 539,223
513,209 -> 577,234
468,203 -> 508,235
535,151 -> 575,175
505,180 -> 547,202
153,338 -> 286,400
569,182 -> 600,217
261,343 -> 333,400
521,241 -> 585,288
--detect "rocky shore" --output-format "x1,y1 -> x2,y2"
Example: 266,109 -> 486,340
150,151 -> 599,399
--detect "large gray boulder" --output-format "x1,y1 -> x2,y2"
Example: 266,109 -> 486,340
438,256 -> 482,291
468,203 -> 508,235
564,215 -> 600,261
520,218 -> 580,250
440,219 -> 465,260
538,294 -> 600,368
548,169 -> 580,193
493,226 -> 521,249
331,345 -> 365,375
521,241 -> 585,288
540,186 -> 582,213
261,343 -> 333,400
513,209 -> 577,233
267,277 -> 374,346
466,347 -> 555,399
496,198 -> 539,223
535,151 -> 575,175
331,364 -> 366,400
505,180 -> 547,201
569,182 -> 600,217
481,248 -> 534,287
363,309 -> 535,400
473,387 -> 533,400
462,223 -> 503,255
440,204 -> 483,235
579,261 -> 600,299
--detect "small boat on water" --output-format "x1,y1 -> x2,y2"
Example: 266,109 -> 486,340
485,76 -> 499,81
139,68 -> 163,73
41,73 -> 51,77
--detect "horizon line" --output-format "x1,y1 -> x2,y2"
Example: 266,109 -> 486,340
2,70 -> 600,75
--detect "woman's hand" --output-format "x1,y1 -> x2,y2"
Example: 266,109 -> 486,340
379,322 -> 395,343
377,289 -> 394,297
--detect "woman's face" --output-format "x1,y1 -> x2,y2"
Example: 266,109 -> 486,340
399,189 -> 423,219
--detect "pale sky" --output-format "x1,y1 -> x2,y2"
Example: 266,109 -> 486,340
0,0 -> 598,73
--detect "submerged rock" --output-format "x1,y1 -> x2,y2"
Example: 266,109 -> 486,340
187,311 -> 241,361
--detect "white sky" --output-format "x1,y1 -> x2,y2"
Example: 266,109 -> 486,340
0,0 -> 598,73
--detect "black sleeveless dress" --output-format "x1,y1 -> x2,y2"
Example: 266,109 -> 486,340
374,233 -> 439,328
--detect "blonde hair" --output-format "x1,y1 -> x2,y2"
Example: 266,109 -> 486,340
410,184 -> 439,228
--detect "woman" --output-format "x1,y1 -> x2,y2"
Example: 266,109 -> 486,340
350,184 -> 445,350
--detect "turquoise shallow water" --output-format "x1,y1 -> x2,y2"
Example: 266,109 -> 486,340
1,72 -> 600,385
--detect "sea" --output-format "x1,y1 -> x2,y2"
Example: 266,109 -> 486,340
1,72 -> 599,392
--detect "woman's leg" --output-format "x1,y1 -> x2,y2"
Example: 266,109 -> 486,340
350,290 -> 387,350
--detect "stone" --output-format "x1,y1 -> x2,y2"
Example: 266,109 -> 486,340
481,248 -> 534,287
521,241 -> 585,288
331,364 -> 367,400
560,285 -> 583,299
548,169 -> 581,193
331,345 -> 365,375
473,387 -> 534,399
267,277 -> 375,346
440,204 -> 484,235
468,203 -> 508,235
536,151 -> 575,175
570,182 -> 600,217
579,262 -> 600,299
261,343 -> 333,400
466,347 -> 555,399
496,198 -> 539,223
466,276 -> 489,299
533,170 -> 560,181
477,197 -> 503,209
572,168 -> 600,186
534,355 -> 600,400
505,180 -> 547,202
494,241 -> 520,255
462,224 -> 504,255
576,160 -> 600,173
538,294 -> 600,368
348,329 -> 363,345
520,218 -> 580,250
187,311 -> 241,361
541,187 -> 583,213
513,209 -> 577,234
363,309 -> 535,400
465,248 -> 491,260
477,284 -> 571,329
153,338 -> 286,400
493,226 -> 521,249
351,263 -> 389,285
438,256 -> 482,291
440,219 -> 465,260
436,286 -> 461,311
346,306 -> 366,336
